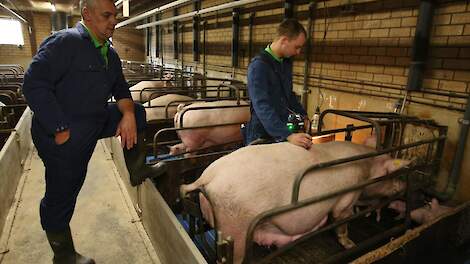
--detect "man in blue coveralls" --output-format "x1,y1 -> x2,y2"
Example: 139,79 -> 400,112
22,0 -> 162,263
244,19 -> 312,149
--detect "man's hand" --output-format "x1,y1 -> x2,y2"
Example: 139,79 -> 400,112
115,112 -> 137,150
304,117 -> 311,132
55,129 -> 70,145
287,133 -> 312,149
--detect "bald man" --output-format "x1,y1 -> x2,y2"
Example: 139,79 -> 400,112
23,0 -> 163,262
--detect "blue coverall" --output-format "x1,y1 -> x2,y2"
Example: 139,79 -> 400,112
23,22 -> 146,232
243,50 -> 307,145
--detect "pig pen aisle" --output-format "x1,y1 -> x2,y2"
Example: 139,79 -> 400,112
0,140 -> 162,264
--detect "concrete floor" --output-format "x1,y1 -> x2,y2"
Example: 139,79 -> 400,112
0,141 -> 161,264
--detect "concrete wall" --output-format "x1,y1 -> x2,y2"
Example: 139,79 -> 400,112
144,0 -> 470,201
0,109 -> 32,242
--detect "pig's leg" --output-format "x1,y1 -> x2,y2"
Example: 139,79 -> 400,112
214,216 -> 249,264
169,143 -> 187,155
333,208 -> 356,249
199,192 -> 215,227
388,200 -> 406,220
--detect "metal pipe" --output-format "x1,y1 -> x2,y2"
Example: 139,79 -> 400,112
173,9 -> 179,60
406,0 -> 435,91
155,14 -> 160,58
244,166 -> 414,263
193,16 -> 200,62
231,8 -> 240,68
136,0 -> 265,29
284,0 -> 294,19
441,93 -> 470,200
116,0 -> 192,28
302,1 -> 316,109
203,21 -> 207,80
180,24 -> 184,72
292,135 -> 446,203
248,12 -> 255,61
293,73 -> 468,99
0,3 -> 29,24
302,82 -> 467,112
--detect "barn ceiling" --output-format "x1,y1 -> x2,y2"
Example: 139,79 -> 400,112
2,0 -> 173,17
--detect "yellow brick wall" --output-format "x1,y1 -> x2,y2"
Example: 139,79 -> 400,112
0,11 -> 46,68
0,11 -> 143,68
113,24 -> 145,61
150,0 -> 470,201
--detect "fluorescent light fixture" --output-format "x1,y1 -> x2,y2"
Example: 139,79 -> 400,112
123,0 -> 129,17
50,2 -> 56,12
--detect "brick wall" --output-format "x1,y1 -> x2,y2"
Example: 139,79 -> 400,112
0,11 -> 144,67
0,11 -> 41,68
145,0 -> 470,201
113,24 -> 145,61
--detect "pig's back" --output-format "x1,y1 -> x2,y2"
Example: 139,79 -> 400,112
178,100 -> 250,127
203,141 -> 374,216
144,94 -> 193,121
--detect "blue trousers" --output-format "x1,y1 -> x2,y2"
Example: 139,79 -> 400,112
31,103 -> 146,232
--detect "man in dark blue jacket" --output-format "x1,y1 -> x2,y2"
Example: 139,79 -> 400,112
22,0 -> 162,263
244,19 -> 312,149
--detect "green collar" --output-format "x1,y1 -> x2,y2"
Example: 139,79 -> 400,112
80,21 -> 110,65
264,44 -> 283,63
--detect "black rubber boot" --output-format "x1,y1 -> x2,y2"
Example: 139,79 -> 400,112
46,227 -> 95,264
123,132 -> 167,186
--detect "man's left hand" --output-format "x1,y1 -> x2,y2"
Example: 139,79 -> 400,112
115,113 -> 137,150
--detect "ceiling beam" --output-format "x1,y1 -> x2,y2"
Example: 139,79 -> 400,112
115,0 -> 192,28
0,3 -> 29,24
136,0 -> 264,29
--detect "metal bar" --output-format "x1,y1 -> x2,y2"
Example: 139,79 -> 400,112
157,139 -> 242,158
180,24 -> 184,70
291,135 -> 446,204
193,14 -> 200,62
259,192 -> 406,263
136,0 -> 265,29
179,103 -> 249,127
248,12 -> 255,61
244,167 -> 414,263
0,3 -> 28,24
152,122 -> 247,157
406,0 -> 435,91
155,14 -> 160,58
443,93 -> 470,199
203,21 -> 207,80
116,0 -> 192,28
145,17 -> 151,56
284,0 -> 294,19
173,9 -> 179,60
318,109 -> 383,150
313,124 -> 374,136
293,73 -> 469,99
301,1 -> 316,109
231,8 -> 240,67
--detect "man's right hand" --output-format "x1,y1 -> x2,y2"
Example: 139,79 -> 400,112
55,129 -> 70,145
287,133 -> 312,149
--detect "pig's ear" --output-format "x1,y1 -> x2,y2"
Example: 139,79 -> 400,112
363,135 -> 377,148
177,104 -> 185,113
430,198 -> 440,210
385,159 -> 411,174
